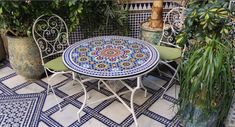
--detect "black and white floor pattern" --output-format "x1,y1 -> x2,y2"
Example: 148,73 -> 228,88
0,62 -> 181,127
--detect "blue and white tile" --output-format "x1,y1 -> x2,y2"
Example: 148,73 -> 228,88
50,104 -> 85,127
100,101 -> 131,124
121,89 -> 152,106
0,63 -> 181,127
2,75 -> 27,88
57,80 -> 84,96
143,75 -> 167,90
16,83 -> 45,94
130,115 -> 165,127
165,84 -> 180,99
41,74 -> 69,86
38,121 -> 49,127
42,94 -> 63,111
0,67 -> 15,79
77,89 -> 108,108
81,118 -> 108,127
148,99 -> 178,120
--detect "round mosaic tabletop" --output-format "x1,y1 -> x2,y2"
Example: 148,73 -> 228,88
63,36 -> 159,79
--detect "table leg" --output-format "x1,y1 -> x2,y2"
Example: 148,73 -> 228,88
74,78 -> 88,122
100,77 -> 141,127
140,78 -> 148,98
131,86 -> 139,127
131,77 -> 141,127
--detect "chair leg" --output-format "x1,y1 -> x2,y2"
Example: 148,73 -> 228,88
44,69 -> 51,95
48,73 -> 63,111
161,70 -> 177,99
75,78 -> 87,123
47,84 -> 51,95
72,72 -> 77,86
159,61 -> 178,99
98,80 -> 102,90
156,66 -> 162,76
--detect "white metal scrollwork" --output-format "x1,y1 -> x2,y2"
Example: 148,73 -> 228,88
159,7 -> 186,48
32,14 -> 69,63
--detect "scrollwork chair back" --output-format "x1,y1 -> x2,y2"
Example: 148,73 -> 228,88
32,14 -> 69,65
159,7 -> 186,48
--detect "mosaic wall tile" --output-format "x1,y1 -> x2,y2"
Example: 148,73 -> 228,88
69,1 -> 182,43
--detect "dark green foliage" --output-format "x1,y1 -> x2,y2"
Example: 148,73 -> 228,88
176,0 -> 234,126
0,0 -> 128,37
79,1 -> 128,37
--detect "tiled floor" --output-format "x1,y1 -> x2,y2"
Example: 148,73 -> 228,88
0,62 -> 181,127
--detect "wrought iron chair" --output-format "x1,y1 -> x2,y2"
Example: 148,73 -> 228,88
32,14 -> 77,111
146,7 -> 187,98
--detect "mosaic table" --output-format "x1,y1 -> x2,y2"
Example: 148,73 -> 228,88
63,36 -> 159,127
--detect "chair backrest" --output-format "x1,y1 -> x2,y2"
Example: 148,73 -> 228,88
159,7 -> 186,48
32,14 -> 69,65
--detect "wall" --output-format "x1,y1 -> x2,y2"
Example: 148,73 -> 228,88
69,1 -> 182,43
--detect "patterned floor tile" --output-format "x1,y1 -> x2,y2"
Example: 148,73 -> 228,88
129,115 -> 165,127
42,94 -> 63,111
102,80 -> 125,92
100,101 -> 131,124
2,75 -> 27,88
121,89 -> 152,106
143,75 -> 167,90
16,83 -> 45,94
50,104 -> 85,127
38,121 -> 49,127
0,93 -> 45,127
77,89 -> 107,108
165,85 -> 180,99
81,118 -> 108,127
0,67 -> 14,79
41,74 -> 69,86
57,80 -> 84,96
149,99 -> 178,120
0,64 -> 181,127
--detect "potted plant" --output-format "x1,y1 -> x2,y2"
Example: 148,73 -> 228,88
0,1 -> 85,79
176,0 -> 234,126
0,0 -> 127,79
140,0 -> 163,44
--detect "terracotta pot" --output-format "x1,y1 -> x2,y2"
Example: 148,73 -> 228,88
7,36 -> 44,79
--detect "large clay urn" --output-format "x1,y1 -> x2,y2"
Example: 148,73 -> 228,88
7,36 -> 44,79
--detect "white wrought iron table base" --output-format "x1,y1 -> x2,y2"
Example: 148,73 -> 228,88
76,76 -> 144,127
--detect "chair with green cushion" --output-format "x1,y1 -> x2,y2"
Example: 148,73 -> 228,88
147,7 -> 187,98
32,14 -> 77,111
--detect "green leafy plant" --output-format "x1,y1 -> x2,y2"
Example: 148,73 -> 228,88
0,1 -> 83,36
79,0 -> 128,37
0,0 -> 128,37
176,0 -> 234,126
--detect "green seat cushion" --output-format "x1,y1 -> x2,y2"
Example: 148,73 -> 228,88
44,56 -> 69,71
155,45 -> 182,60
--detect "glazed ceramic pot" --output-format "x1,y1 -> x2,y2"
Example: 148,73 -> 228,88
7,36 -> 44,79
140,21 -> 162,45
182,104 -> 218,127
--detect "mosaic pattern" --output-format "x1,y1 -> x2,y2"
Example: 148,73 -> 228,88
0,94 -> 45,127
0,62 -> 181,127
63,36 -> 159,78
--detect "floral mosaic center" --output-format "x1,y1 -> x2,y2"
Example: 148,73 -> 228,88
99,48 -> 122,58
